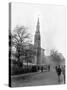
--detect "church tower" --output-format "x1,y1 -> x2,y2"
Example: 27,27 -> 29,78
34,18 -> 41,65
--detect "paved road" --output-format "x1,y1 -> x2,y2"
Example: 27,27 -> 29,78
11,70 -> 64,87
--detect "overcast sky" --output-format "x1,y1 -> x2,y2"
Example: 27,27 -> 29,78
11,3 -> 66,57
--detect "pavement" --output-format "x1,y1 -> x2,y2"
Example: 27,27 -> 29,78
11,70 -> 64,87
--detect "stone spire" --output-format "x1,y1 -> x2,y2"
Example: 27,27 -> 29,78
34,18 -> 41,48
36,18 -> 40,33
34,18 -> 41,66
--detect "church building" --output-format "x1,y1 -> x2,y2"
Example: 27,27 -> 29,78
34,18 -> 45,66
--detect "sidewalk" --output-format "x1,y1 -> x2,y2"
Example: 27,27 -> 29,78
11,70 -> 48,78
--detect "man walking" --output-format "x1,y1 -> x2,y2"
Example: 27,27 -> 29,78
55,65 -> 62,83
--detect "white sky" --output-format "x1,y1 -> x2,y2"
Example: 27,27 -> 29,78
11,3 -> 66,57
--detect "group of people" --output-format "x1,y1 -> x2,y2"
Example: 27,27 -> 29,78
55,65 -> 65,84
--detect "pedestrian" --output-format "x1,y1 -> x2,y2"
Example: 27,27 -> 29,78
55,65 -> 62,83
41,66 -> 43,72
48,65 -> 50,71
62,65 -> 65,84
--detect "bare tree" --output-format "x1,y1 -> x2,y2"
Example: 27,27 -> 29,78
11,26 -> 32,66
12,26 -> 31,46
50,49 -> 65,65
